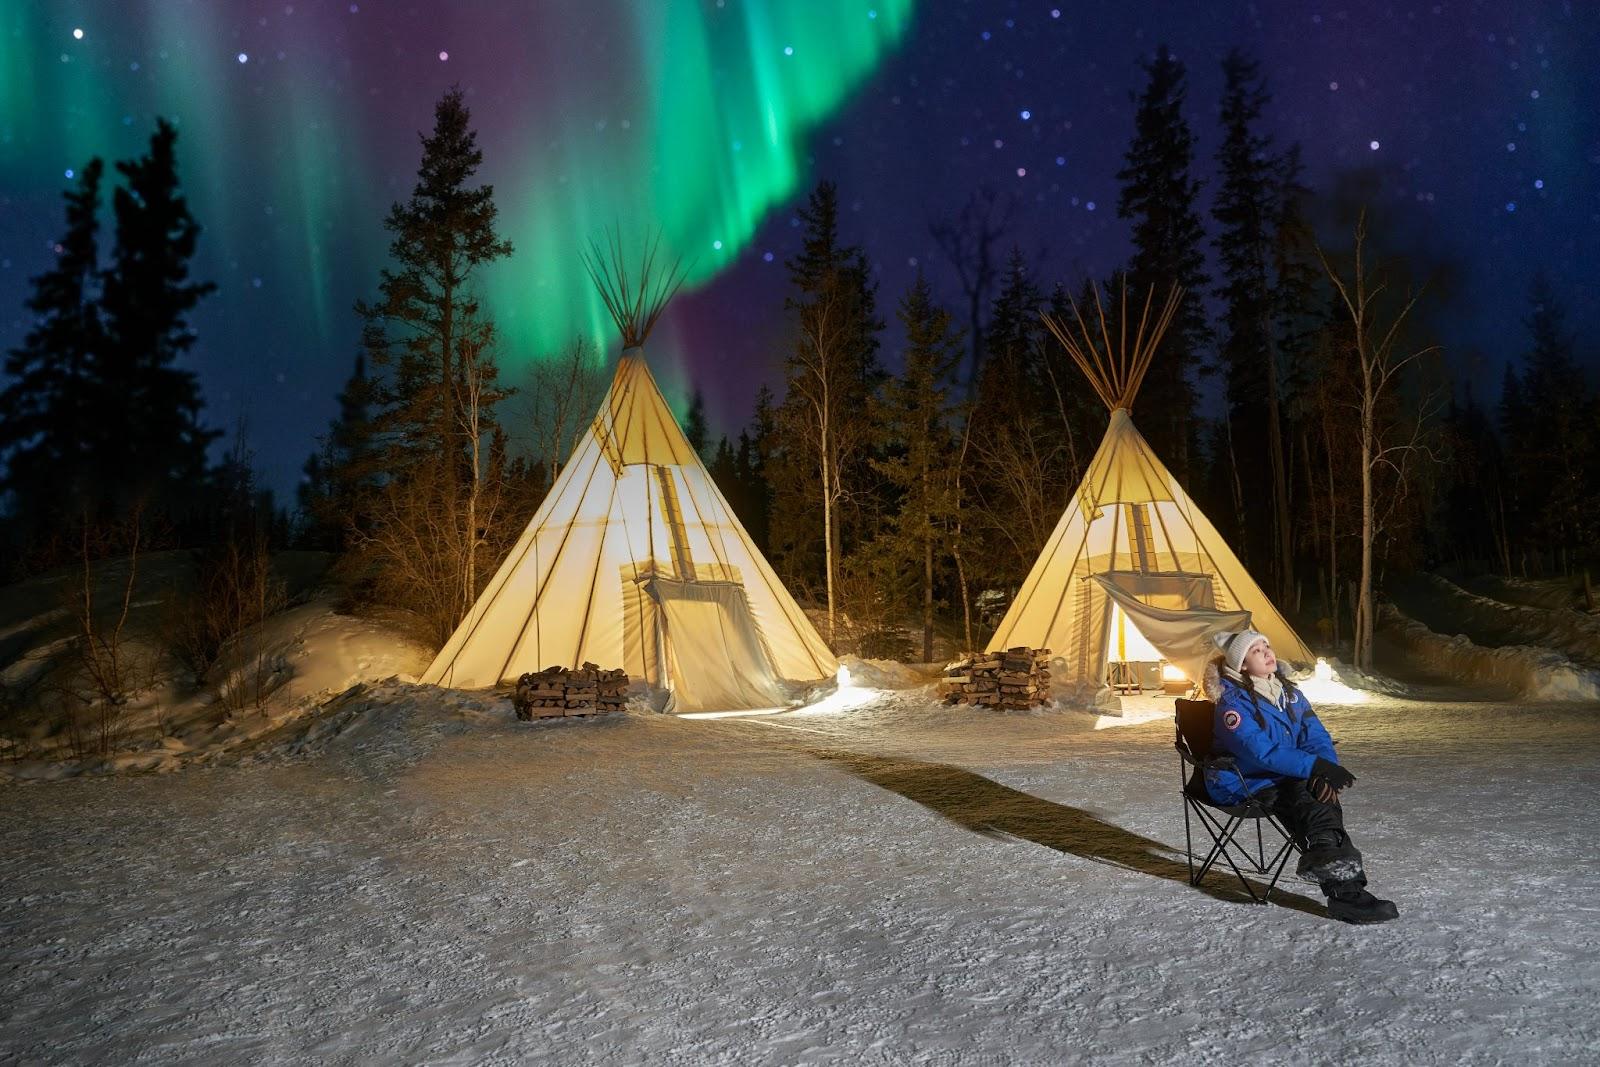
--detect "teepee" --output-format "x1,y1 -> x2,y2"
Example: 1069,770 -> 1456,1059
422,238 -> 837,711
985,280 -> 1313,688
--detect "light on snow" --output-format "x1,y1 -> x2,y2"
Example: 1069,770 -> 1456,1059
789,666 -> 878,716
72,27 -> 84,39
237,52 -> 249,63
1369,139 -> 1381,150
1296,658 -> 1371,704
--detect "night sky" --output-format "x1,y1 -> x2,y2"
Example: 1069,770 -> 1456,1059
4,1 -> 1596,503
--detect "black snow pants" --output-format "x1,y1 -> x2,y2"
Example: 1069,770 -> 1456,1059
1263,779 -> 1366,886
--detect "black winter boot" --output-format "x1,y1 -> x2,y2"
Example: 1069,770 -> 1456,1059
1296,840 -> 1364,885
1324,881 -> 1399,924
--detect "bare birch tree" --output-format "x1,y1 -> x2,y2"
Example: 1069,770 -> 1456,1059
456,324 -> 512,614
518,336 -> 608,487
790,284 -> 853,645
1318,211 -> 1441,669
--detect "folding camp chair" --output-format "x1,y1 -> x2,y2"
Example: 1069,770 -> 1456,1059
1174,698 -> 1299,903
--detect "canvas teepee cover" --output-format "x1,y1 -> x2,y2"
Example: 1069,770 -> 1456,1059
422,246 -> 836,711
985,283 -> 1313,686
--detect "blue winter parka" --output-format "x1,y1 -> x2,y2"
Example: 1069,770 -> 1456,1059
1205,672 -> 1339,805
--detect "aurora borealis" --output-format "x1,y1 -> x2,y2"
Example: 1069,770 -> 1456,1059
3,0 -> 914,490
4,1 -> 1597,500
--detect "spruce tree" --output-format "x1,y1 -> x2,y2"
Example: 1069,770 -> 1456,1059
873,274 -> 963,661
1437,386 -> 1509,569
0,159 -> 106,530
685,388 -> 709,460
707,435 -> 740,510
298,353 -> 375,550
1517,274 -> 1594,564
739,387 -> 777,554
772,180 -> 884,635
962,250 -> 1079,589
1212,49 -> 1289,590
1116,45 -> 1210,481
358,87 -> 513,482
353,88 -> 518,638
98,120 -> 217,514
980,247 -> 1045,424
1496,359 -> 1531,562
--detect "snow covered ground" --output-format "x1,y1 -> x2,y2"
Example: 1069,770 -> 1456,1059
4,680 -> 1598,1064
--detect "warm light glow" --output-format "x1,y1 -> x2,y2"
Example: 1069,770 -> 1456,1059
1161,663 -> 1187,682
678,707 -> 789,719
1295,657 -> 1370,705
789,664 -> 877,715
1108,602 -> 1162,662
1093,696 -> 1173,730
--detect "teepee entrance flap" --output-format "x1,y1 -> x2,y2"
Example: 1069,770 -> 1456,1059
1094,575 -> 1252,684
648,577 -> 786,713
1098,570 -> 1216,610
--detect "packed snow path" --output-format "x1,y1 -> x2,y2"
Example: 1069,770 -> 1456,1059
3,689 -> 1599,1064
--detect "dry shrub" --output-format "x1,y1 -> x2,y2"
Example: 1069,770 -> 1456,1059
169,530 -> 287,681
57,509 -> 168,757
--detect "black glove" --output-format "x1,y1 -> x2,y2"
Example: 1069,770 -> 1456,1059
1311,757 -> 1355,793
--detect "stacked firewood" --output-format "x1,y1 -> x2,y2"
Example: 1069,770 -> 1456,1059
513,663 -> 628,720
939,647 -> 1053,709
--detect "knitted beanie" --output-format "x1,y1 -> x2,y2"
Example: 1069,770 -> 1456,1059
1212,629 -> 1270,674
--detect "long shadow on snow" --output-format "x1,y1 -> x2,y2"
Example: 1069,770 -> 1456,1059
811,747 -> 1324,916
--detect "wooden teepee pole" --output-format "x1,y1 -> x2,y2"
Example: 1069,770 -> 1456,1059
1040,276 -> 1183,411
581,229 -> 688,349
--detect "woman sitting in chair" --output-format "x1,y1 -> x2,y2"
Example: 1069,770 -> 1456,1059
1202,629 -> 1399,925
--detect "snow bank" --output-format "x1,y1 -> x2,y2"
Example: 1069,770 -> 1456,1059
1378,603 -> 1600,701
1417,573 -> 1600,668
1,594 -> 435,782
1453,571 -> 1582,612
837,654 -> 941,691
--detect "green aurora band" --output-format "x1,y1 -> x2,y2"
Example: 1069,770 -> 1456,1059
3,2 -> 915,377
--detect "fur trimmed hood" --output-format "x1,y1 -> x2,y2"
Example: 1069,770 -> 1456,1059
1200,656 -> 1227,702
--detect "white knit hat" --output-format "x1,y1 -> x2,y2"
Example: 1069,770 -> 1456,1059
1213,629 -> 1269,673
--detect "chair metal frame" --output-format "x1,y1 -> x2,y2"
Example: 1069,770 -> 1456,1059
1175,698 -> 1300,904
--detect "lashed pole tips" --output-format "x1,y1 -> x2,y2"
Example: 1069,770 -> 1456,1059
1038,278 -> 1183,412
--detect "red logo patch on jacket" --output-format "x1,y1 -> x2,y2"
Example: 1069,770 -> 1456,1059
1222,710 -> 1242,731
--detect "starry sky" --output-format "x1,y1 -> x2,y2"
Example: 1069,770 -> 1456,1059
3,0 -> 1596,503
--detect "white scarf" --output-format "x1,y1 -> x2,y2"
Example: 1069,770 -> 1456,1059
1222,664 -> 1285,710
